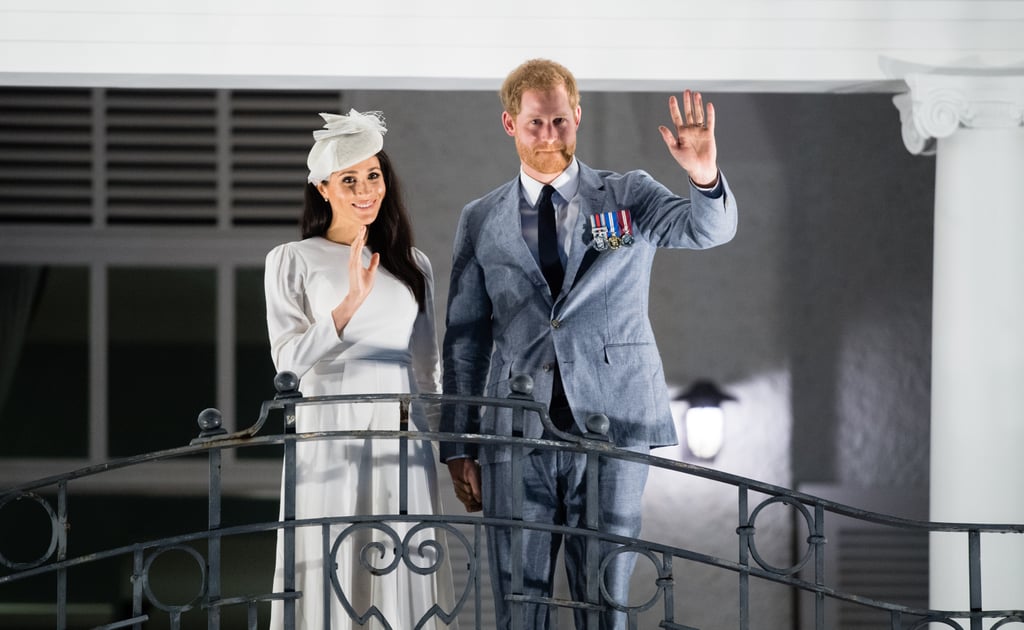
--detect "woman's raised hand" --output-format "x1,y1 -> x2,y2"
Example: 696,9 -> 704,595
331,226 -> 380,334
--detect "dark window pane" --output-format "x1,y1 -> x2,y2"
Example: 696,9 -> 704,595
235,267 -> 279,459
0,265 -> 89,457
108,268 -> 215,456
0,492 -> 276,630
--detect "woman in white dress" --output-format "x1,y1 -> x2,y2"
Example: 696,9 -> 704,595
265,110 -> 457,629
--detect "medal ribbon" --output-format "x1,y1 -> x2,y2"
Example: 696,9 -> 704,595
603,211 -> 620,238
618,209 -> 633,237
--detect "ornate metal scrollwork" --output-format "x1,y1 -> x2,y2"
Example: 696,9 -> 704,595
328,520 -> 473,629
599,544 -> 672,616
746,495 -> 818,576
141,544 -> 208,614
0,491 -> 59,570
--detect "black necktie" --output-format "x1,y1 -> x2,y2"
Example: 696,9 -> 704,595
537,185 -> 573,431
538,184 -> 564,298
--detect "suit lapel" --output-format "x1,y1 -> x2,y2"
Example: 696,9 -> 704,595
564,164 -> 607,292
488,178 -> 549,290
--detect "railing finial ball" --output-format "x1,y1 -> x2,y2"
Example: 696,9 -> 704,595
274,371 -> 300,394
585,413 -> 610,436
509,374 -> 534,397
197,408 -> 222,431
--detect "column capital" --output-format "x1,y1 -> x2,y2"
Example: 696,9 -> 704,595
881,57 -> 1024,155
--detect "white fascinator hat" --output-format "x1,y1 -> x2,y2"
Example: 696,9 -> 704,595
306,109 -> 387,184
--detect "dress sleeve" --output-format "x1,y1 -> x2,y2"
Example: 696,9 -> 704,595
264,242 -> 345,379
410,248 -> 442,432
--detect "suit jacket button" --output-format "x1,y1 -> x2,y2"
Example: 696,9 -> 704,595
551,319 -> 560,329
542,363 -> 553,372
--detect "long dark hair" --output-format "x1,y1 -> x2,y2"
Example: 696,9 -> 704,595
301,150 -> 426,311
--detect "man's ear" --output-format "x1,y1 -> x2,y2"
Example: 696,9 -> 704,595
575,105 -> 582,128
501,111 -> 516,137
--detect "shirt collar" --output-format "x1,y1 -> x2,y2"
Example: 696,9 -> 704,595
519,158 -> 580,206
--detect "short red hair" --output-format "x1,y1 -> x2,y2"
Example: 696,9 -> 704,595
500,58 -> 580,116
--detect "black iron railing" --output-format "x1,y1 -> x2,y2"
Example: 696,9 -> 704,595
2,372 -> 1023,630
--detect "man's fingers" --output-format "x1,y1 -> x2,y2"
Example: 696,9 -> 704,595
458,460 -> 482,503
658,125 -> 679,150
682,89 -> 695,125
674,90 -> 711,130
668,95 -> 684,128
448,459 -> 483,510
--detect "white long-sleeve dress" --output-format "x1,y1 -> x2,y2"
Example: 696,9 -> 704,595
264,236 -> 456,630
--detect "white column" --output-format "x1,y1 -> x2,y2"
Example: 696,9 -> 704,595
887,60 -> 1024,627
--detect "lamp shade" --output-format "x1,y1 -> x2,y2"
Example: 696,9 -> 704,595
676,380 -> 737,409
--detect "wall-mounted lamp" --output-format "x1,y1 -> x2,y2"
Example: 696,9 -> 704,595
675,380 -> 737,460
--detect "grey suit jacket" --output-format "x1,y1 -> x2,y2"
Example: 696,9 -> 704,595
440,161 -> 738,463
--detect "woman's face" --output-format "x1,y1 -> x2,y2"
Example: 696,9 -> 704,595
316,154 -> 386,234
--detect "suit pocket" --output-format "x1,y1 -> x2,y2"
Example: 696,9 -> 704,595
603,343 -> 658,368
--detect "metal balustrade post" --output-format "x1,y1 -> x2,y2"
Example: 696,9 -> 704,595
273,372 -> 303,630
508,375 -> 531,630
585,448 -> 601,629
196,408 -> 227,630
736,485 -> 750,630
583,414 -> 610,629
968,530 -> 982,630
57,482 -> 68,630
813,503 -> 825,630
474,523 -> 484,630
208,448 -> 222,630
660,553 -> 676,626
283,407 -> 297,630
133,549 -> 145,630
400,398 -> 409,516
322,524 -> 331,630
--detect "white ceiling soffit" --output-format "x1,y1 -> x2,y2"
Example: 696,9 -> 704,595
1,0 -> 1023,93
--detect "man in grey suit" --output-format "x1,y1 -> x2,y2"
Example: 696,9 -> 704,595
440,58 -> 738,629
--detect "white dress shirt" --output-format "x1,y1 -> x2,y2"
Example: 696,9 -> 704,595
517,158 -> 581,269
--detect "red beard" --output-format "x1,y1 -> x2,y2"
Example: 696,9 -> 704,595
516,138 -> 574,175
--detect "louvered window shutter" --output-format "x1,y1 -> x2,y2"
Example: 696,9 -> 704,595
1,87 -> 345,226
0,88 -> 93,222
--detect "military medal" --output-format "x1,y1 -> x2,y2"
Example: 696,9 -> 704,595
619,209 -> 635,247
588,210 -> 635,250
588,213 -> 609,251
